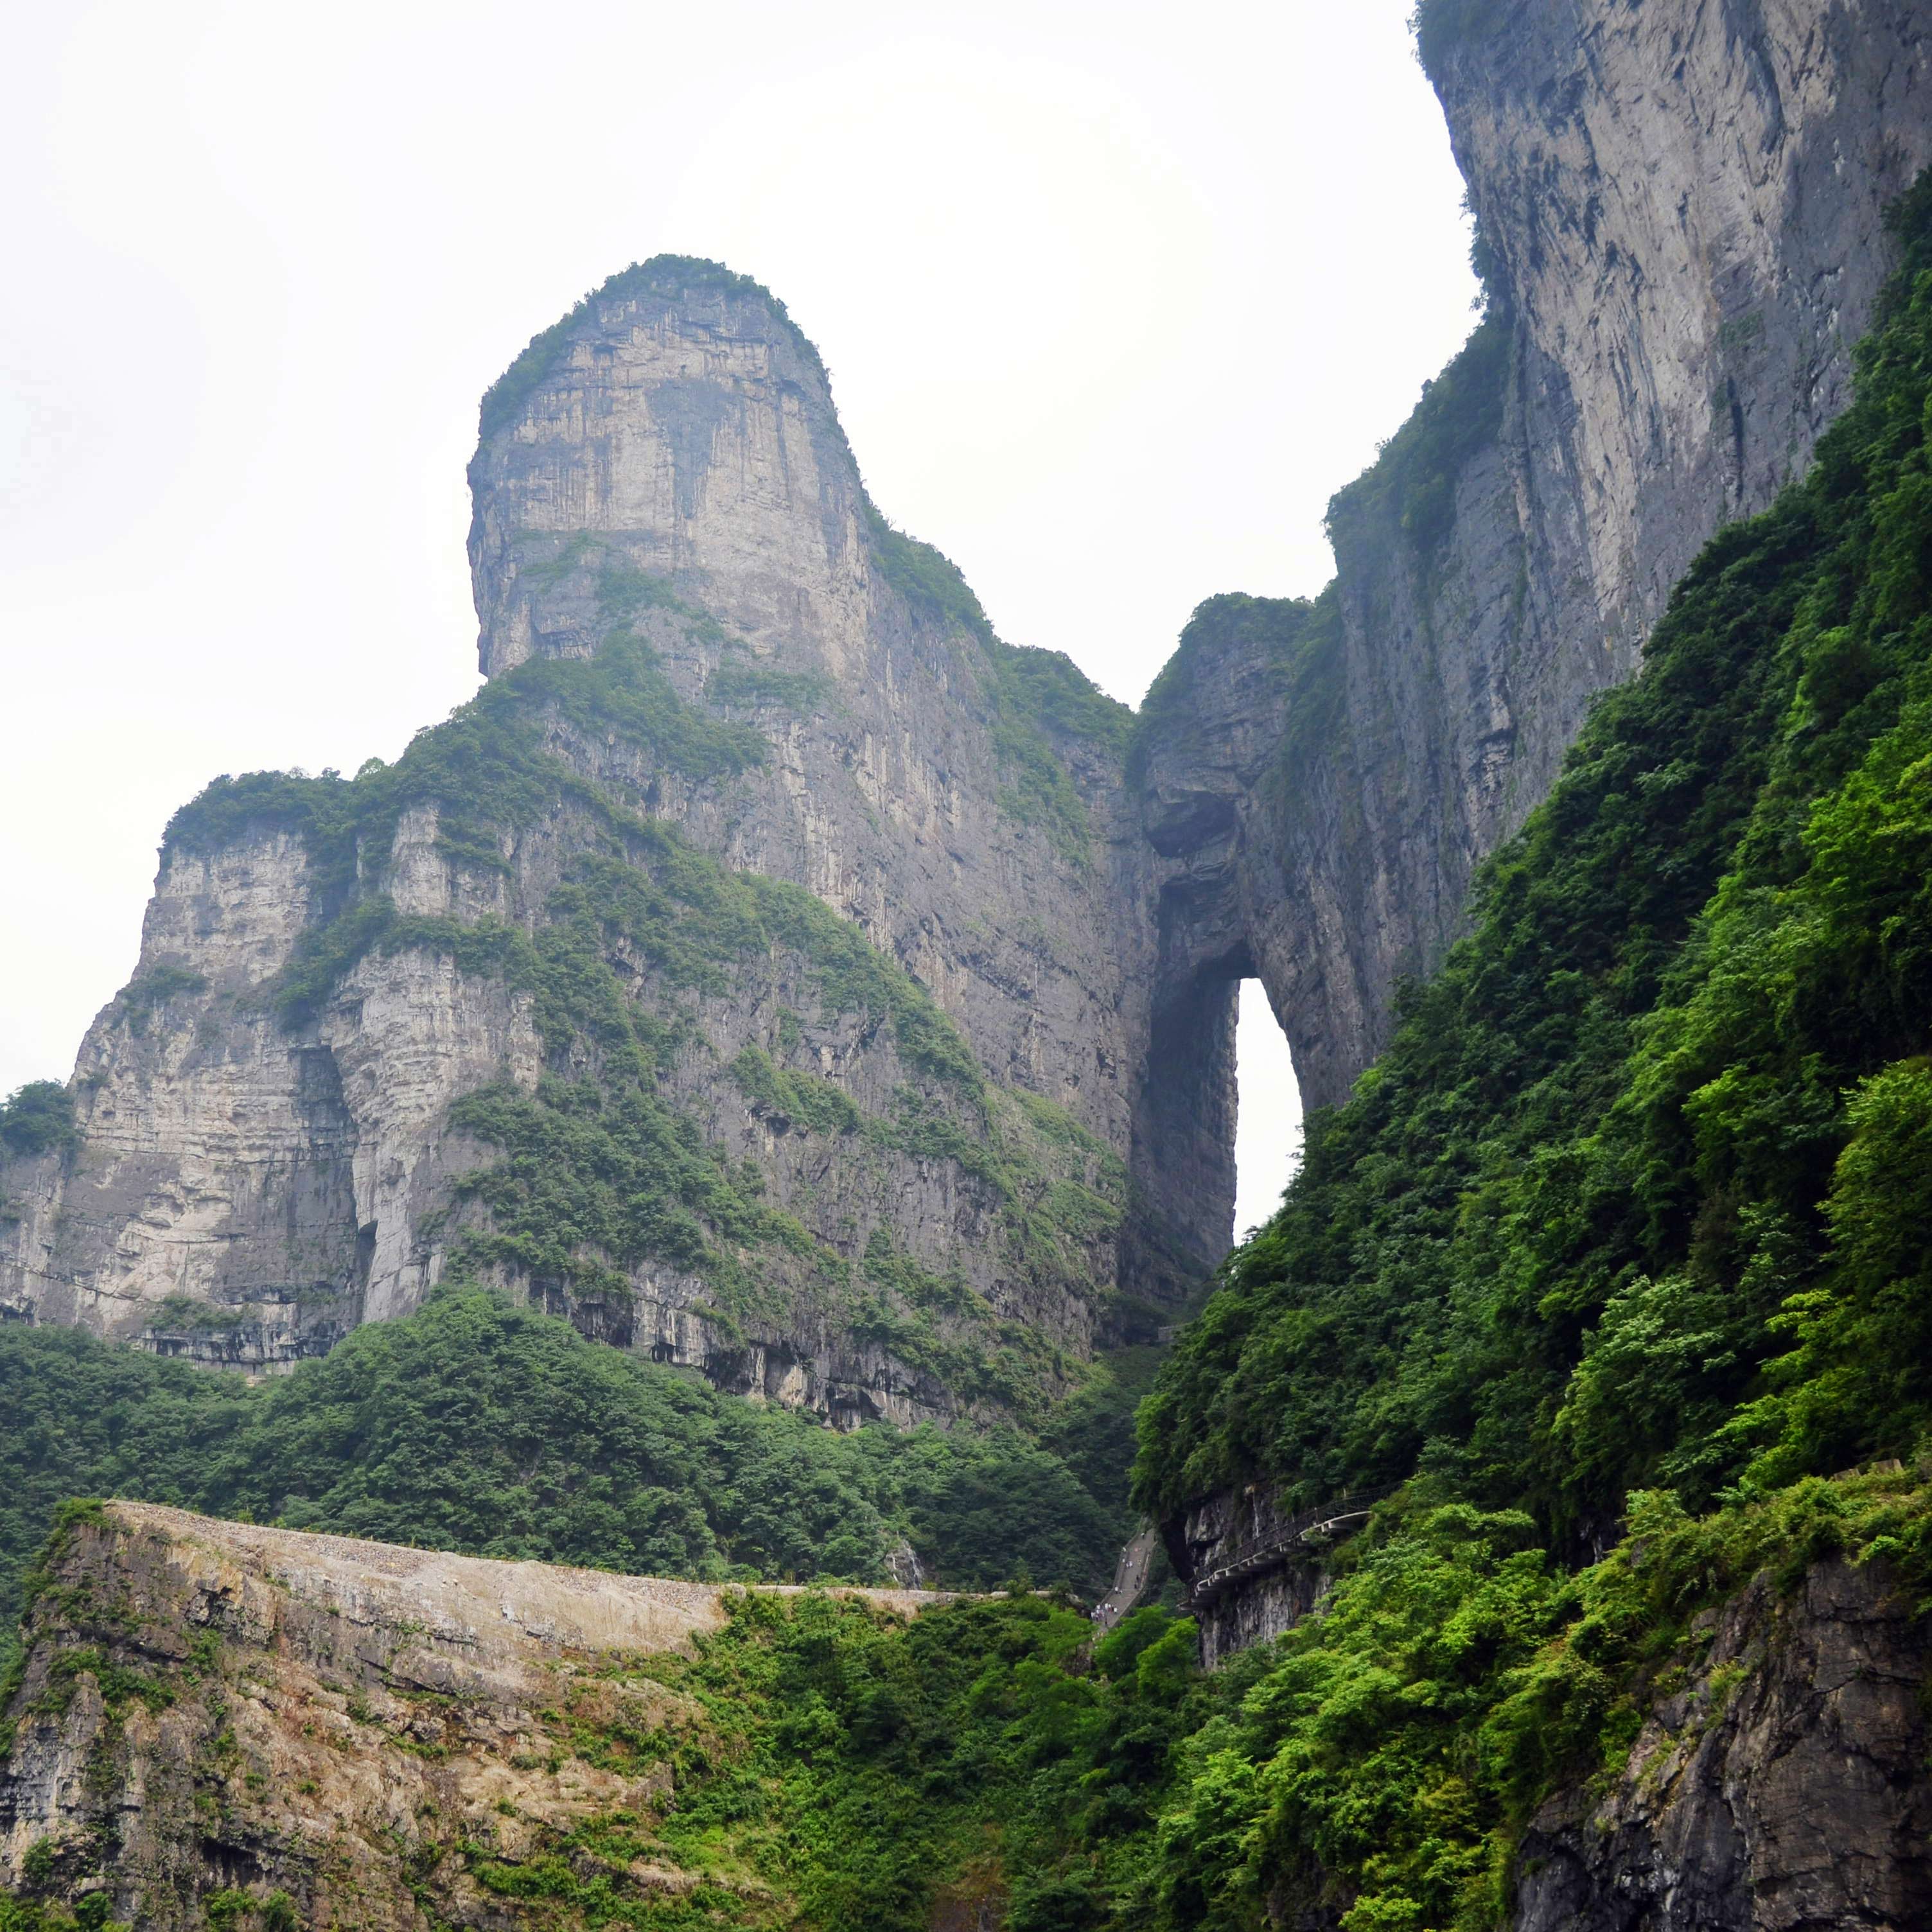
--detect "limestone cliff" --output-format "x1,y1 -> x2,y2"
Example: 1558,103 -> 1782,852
1142,0 -> 1932,1662
0,262 -> 1204,1417
0,1503 -> 956,1929
1136,0 -> 1932,1113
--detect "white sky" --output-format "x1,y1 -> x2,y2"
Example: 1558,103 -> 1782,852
1,0 -> 1478,1230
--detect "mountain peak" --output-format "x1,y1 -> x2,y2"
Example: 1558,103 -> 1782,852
466,256 -> 860,681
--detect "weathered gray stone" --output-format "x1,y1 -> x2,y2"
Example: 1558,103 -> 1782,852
1147,0 -> 1932,1662
1513,1558 -> 1932,1931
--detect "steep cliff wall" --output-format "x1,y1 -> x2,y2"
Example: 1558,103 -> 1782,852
1513,1556 -> 1932,1931
1137,0 -> 1932,1112
1140,0 -> 1932,1662
0,263 -> 1207,1418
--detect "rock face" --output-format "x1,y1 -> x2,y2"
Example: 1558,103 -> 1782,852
1159,1479 -> 1357,1670
1512,1558 -> 1932,1931
3,1 -> 1929,1436
2,832 -> 542,1367
1137,0 -> 1932,1114
0,262 -> 1205,1416
0,1503 -> 954,1929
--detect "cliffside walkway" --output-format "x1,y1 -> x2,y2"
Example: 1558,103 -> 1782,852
1184,1487 -> 1394,1611
1091,1524 -> 1161,1633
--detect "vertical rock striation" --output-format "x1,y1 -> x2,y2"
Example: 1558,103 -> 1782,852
0,261 -> 1209,1417
1132,0 -> 1932,1113
1135,0 -> 1932,1655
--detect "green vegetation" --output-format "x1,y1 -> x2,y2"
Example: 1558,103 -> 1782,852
1137,179 -> 1932,1533
0,1290 -> 1133,1688
862,503 -> 997,644
987,632 -> 1134,762
981,167 -> 1932,1929
151,536 -> 1126,1358
216,1448 -> 1914,1932
1129,591 -> 1344,793
164,628 -> 764,904
609,1586 -> 1211,1929
446,1073 -> 826,1317
0,1084 -> 75,1161
0,1895 -> 130,1931
981,639 -> 1132,865
705,659 -> 836,717
1326,308 -> 1510,568
24,1464 -> 1915,1930
730,1046 -> 863,1137
112,965 -> 207,1037
863,502 -> 1130,863
874,531 -> 1136,762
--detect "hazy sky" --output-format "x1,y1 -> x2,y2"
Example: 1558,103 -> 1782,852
1,0 -> 1478,1236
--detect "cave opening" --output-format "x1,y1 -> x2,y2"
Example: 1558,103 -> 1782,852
1132,952 -> 1304,1302
1234,978 -> 1302,1241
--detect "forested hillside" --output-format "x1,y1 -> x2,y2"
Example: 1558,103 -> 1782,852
0,1290 -> 1147,1677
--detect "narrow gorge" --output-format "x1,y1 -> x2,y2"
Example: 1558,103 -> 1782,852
5,1 -> 1932,1927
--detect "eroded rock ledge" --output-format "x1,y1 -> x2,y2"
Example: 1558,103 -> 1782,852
0,1504 -> 958,1929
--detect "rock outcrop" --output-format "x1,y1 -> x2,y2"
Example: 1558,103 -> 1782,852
0,1503 -> 956,1929
1159,1478 -> 1369,1670
1513,1557 -> 1932,1931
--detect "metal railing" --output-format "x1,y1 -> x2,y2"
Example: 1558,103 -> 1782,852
1184,1487 -> 1394,1610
